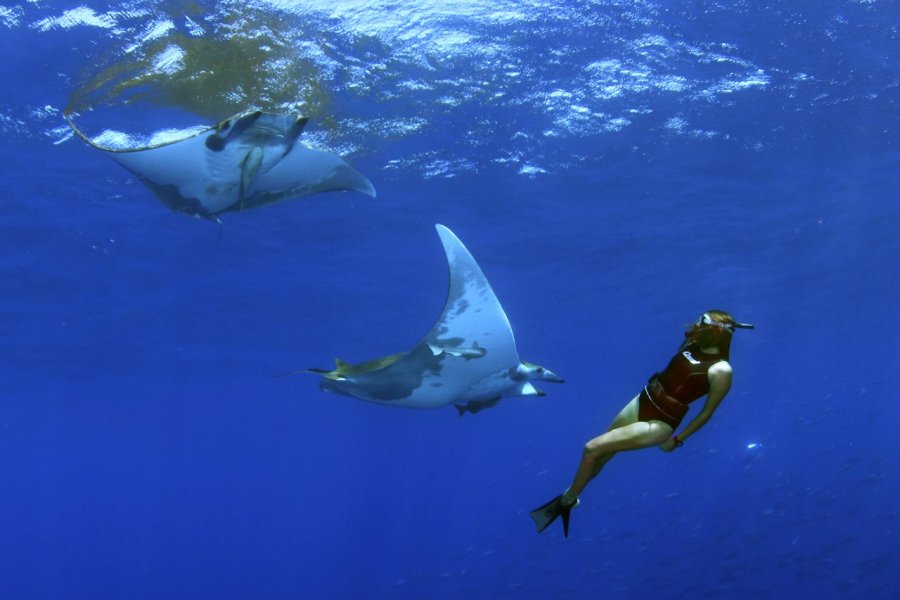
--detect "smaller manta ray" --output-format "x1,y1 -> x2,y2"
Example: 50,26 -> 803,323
66,110 -> 375,220
307,224 -> 563,415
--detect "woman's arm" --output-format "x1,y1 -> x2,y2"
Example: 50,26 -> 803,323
660,361 -> 732,451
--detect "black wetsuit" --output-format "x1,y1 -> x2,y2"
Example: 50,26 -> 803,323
637,343 -> 727,429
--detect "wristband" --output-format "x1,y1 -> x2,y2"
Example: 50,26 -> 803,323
673,435 -> 684,448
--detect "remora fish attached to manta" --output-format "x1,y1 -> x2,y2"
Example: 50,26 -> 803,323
307,224 -> 563,415
67,110 -> 375,220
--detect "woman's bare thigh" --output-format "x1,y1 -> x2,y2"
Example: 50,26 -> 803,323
607,395 -> 640,431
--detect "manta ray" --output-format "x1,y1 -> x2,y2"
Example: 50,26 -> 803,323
66,110 -> 375,220
308,224 -> 563,415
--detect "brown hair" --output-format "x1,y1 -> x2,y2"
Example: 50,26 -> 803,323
684,309 -> 736,355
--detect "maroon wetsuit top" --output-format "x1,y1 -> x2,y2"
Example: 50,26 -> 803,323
638,343 -> 727,428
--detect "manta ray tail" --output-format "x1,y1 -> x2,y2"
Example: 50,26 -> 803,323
269,369 -> 311,379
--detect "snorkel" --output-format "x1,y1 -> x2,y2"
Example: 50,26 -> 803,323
684,310 -> 754,358
697,312 -> 755,332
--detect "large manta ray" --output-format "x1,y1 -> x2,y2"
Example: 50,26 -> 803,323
308,224 -> 563,415
67,110 -> 375,220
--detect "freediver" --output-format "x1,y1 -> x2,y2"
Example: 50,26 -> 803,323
530,310 -> 754,537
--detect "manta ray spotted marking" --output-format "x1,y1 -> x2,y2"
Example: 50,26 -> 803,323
67,110 -> 375,220
306,224 -> 563,415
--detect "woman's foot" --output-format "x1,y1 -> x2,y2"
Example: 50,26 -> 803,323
561,488 -> 579,507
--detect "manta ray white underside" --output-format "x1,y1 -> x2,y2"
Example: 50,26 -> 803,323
309,224 -> 563,415
68,110 -> 375,220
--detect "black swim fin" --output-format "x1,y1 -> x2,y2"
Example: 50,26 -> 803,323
530,495 -> 576,538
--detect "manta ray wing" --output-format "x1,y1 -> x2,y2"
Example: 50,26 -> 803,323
106,130 -> 239,216
68,111 -> 375,219
240,143 -> 376,213
316,224 -> 522,409
427,224 -> 519,370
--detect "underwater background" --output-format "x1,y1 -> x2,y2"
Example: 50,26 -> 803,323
1,1 -> 898,598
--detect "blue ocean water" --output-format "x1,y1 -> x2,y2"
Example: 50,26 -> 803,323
1,1 -> 898,598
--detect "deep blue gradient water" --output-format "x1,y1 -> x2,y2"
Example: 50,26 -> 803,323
1,1 -> 898,598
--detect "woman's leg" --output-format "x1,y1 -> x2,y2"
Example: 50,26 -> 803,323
563,396 -> 673,502
584,396 -> 640,478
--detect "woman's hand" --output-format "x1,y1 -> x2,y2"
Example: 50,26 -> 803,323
658,438 -> 677,452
